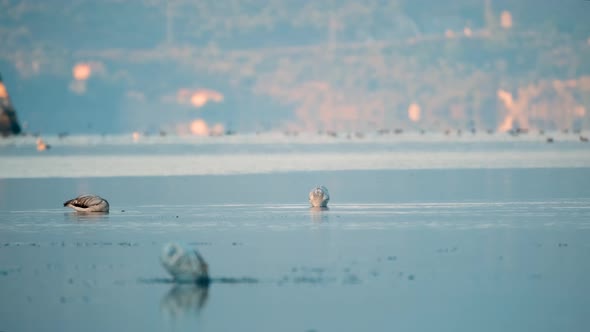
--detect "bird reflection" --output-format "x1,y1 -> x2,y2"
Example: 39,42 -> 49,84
310,206 -> 330,223
160,284 -> 209,318
64,212 -> 109,222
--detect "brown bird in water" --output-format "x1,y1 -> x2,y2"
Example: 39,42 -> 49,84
63,194 -> 109,212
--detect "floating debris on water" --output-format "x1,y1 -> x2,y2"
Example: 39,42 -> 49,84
343,274 -> 361,284
0,267 -> 22,277
436,247 -> 458,253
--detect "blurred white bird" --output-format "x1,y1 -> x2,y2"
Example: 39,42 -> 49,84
63,194 -> 109,213
309,185 -> 330,207
161,243 -> 209,284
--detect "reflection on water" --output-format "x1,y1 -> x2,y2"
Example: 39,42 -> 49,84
309,207 -> 330,223
142,276 -> 258,320
157,277 -> 258,319
160,284 -> 209,318
63,212 -> 110,222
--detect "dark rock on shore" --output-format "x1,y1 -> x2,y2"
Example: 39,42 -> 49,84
0,74 -> 22,137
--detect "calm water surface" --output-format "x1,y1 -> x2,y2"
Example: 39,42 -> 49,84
1,136 -> 590,331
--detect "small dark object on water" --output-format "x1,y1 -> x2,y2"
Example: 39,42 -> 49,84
377,128 -> 390,135
546,137 -> 554,143
283,130 -> 299,137
408,274 -> 415,281
580,136 -> 588,142
121,210 -> 125,212
175,216 -> 179,218
558,242 -> 568,247
214,276 -> 258,284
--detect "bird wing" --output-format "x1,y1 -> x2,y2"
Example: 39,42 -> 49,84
63,195 -> 104,208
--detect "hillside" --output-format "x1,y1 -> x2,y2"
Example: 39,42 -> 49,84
1,0 -> 589,134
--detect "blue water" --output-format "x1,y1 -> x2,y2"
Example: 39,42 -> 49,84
1,167 -> 590,332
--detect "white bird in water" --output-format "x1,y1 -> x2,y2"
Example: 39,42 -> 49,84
309,185 -> 330,208
161,243 -> 210,285
63,194 -> 110,213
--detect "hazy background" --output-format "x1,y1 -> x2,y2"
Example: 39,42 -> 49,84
1,0 -> 590,135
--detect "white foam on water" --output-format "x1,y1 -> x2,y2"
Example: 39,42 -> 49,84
1,149 -> 589,178
2,133 -> 590,178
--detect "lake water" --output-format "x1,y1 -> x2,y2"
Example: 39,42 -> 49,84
1,133 -> 589,331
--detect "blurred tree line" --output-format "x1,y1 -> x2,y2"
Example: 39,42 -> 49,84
1,0 -> 589,132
